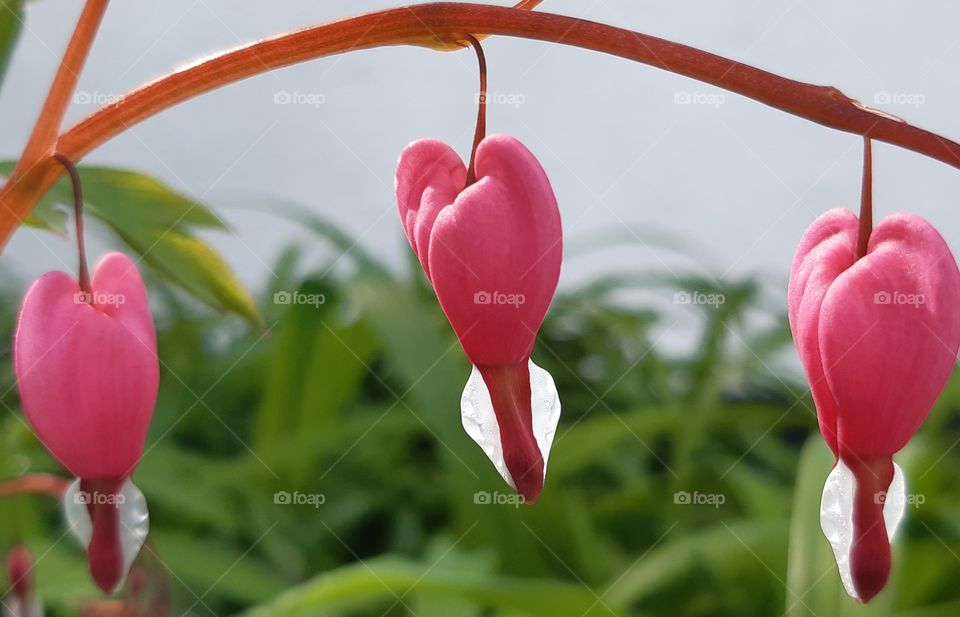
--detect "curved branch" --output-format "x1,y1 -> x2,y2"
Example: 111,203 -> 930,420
0,473 -> 69,499
2,2 -> 959,246
18,0 -> 109,177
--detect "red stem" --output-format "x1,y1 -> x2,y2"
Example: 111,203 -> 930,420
15,0 -> 108,182
53,153 -> 92,295
464,34 -> 487,187
0,474 -> 70,499
1,2 -> 960,246
846,456 -> 894,603
477,362 -> 543,503
81,477 -> 125,594
856,138 -> 873,259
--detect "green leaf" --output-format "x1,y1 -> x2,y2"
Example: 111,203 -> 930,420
255,279 -> 379,482
237,556 -> 609,617
130,230 -> 260,326
0,162 -> 261,325
149,530 -> 288,604
0,0 -> 24,90
604,520 -> 785,608
785,437 -> 840,617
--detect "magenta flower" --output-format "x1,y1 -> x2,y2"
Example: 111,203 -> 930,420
5,544 -> 39,617
788,208 -> 960,601
396,134 -> 563,503
14,252 -> 157,593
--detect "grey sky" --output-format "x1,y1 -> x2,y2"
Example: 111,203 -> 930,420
3,0 -> 959,319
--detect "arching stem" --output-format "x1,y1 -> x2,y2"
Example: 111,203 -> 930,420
3,4 -> 960,247
464,34 -> 487,187
856,137 -> 873,259
53,153 -> 91,296
0,474 -> 70,499
18,0 -> 109,171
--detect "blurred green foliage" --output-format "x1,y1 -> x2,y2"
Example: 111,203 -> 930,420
2,201 -> 960,617
1,5 -> 960,615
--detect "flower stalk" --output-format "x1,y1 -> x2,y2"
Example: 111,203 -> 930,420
463,34 -> 487,187
856,138 -> 873,260
53,153 -> 92,295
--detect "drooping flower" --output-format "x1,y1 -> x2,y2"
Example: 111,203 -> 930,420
14,252 -> 157,594
788,208 -> 960,602
396,134 -> 563,503
4,544 -> 40,617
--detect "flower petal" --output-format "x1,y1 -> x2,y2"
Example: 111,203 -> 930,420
788,208 -> 859,454
427,134 -> 562,365
395,138 -> 467,280
819,213 -> 960,457
14,253 -> 158,478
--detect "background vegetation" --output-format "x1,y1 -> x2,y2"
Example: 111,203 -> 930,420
3,3 -> 960,616
3,187 -> 960,616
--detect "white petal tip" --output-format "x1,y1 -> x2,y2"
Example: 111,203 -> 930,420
63,477 -> 150,593
460,359 -> 561,491
820,459 -> 905,600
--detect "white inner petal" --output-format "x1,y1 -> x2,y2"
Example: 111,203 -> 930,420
63,478 -> 150,593
819,459 -> 906,600
2,596 -> 43,617
460,359 -> 562,490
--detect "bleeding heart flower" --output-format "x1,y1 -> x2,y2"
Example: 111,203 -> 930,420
14,252 -> 157,594
396,134 -> 563,503
788,208 -> 960,602
4,544 -> 41,617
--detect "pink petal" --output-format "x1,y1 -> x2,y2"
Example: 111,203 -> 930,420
14,253 -> 159,479
395,138 -> 467,280
787,208 -> 859,454
819,213 -> 960,457
394,134 -> 563,503
427,134 -> 562,366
